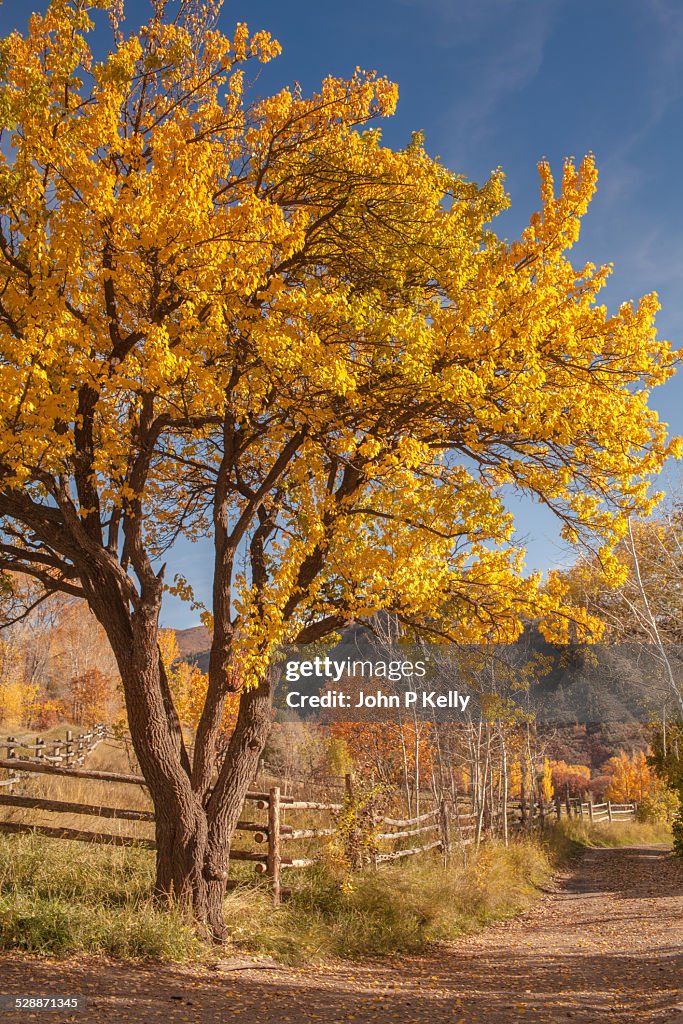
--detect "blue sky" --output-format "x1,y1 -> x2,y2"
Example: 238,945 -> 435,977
2,0 -> 683,627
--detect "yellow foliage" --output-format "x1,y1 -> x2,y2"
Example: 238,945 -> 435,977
554,513 -> 683,645
509,758 -> 523,799
540,757 -> 554,803
159,629 -> 238,735
0,678 -> 39,726
0,1 -> 678,708
604,750 -> 663,804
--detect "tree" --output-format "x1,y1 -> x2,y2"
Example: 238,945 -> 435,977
556,512 -> 683,742
554,510 -> 683,642
556,511 -> 683,845
648,720 -> 683,852
68,666 -> 115,725
0,0 -> 678,936
603,749 -> 662,804
550,760 -> 591,799
539,757 -> 554,804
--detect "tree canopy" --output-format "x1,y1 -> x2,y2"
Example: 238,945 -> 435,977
0,0 -> 680,932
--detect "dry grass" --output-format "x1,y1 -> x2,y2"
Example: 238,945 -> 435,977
0,829 -> 561,963
556,817 -> 673,849
235,838 -> 556,962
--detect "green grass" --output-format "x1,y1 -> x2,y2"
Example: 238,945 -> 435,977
0,831 -> 562,963
0,834 -> 204,961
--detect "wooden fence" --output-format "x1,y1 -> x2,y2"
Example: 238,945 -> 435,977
373,806 -> 444,864
0,749 -> 453,904
0,752 -> 342,905
567,798 -> 637,823
0,725 -> 108,786
0,733 -> 637,906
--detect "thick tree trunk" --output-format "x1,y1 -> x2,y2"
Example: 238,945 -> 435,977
88,570 -> 275,940
153,807 -> 228,940
150,680 -> 274,939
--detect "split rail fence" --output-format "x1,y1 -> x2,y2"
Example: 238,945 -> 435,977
566,798 -> 637,823
0,725 -> 108,786
0,731 -> 637,906
0,750 -> 448,905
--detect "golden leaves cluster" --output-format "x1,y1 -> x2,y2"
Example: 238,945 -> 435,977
0,1 -> 679,670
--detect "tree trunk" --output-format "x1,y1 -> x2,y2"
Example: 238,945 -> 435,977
86,566 -> 275,941
154,677 -> 274,939
152,805 -> 234,941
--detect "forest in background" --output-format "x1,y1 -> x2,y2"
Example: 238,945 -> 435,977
2,506 -> 681,831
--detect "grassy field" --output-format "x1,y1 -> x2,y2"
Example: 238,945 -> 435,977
0,831 -> 562,963
555,816 -> 673,849
0,737 -> 674,964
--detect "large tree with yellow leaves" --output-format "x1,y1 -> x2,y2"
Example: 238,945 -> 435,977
0,0 -> 678,935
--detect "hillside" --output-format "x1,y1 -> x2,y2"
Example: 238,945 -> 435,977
174,625 -> 211,660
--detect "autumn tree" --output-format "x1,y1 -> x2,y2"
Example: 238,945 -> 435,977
0,573 -> 120,716
329,717 -> 436,812
557,509 -> 683,629
48,593 -> 120,688
603,749 -> 662,804
550,760 -> 591,799
0,1 -> 679,935
68,666 -> 115,725
649,720 -> 683,851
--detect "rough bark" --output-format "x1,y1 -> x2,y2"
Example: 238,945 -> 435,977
82,571 -> 275,940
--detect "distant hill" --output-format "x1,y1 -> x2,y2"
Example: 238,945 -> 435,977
170,623 -> 662,772
174,625 -> 211,660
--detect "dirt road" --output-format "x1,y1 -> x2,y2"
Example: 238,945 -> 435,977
0,845 -> 681,1023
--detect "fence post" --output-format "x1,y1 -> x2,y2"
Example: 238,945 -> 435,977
565,783 -> 571,817
65,730 -> 74,767
344,773 -> 354,800
588,799 -> 594,823
555,796 -> 562,821
4,737 -> 16,791
267,786 -> 281,907
439,797 -> 451,862
537,780 -> 545,831
607,800 -> 613,823
34,738 -> 45,760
